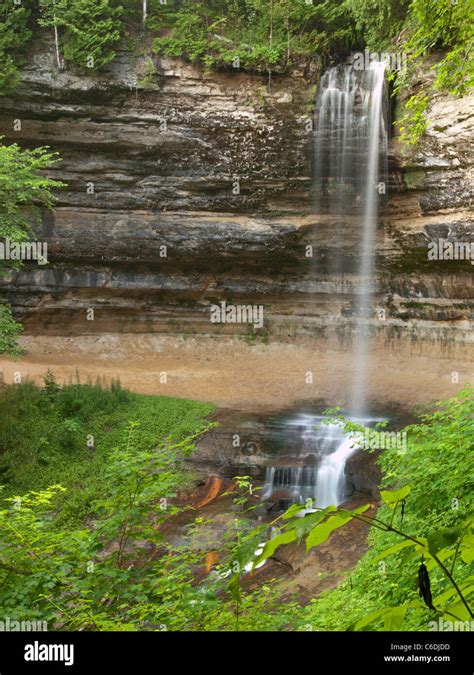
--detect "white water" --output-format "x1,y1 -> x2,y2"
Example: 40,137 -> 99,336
263,62 -> 388,510
313,434 -> 359,508
262,416 -> 373,508
349,62 -> 388,416
313,62 -> 388,415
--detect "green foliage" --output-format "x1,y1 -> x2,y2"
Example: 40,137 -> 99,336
0,385 -> 223,630
407,0 -> 470,54
0,380 -> 214,526
38,0 -> 123,71
346,0 -> 410,49
62,0 -> 123,70
0,139 -> 63,267
434,44 -> 473,96
0,398 -> 295,630
0,0 -> 32,94
150,0 -> 356,72
0,139 -> 63,354
0,305 -> 22,357
1,0 -> 471,95
395,93 -> 429,146
405,0 -> 473,95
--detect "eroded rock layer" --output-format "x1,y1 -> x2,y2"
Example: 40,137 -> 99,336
1,41 -> 473,408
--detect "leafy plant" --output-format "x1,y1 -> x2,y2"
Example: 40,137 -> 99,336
0,305 -> 22,357
346,0 -> 410,49
396,0 -> 473,96
38,0 -> 123,71
0,139 -> 64,355
0,0 -> 32,94
395,93 -> 429,146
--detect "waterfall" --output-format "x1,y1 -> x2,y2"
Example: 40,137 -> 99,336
263,64 -> 388,511
313,61 -> 388,416
262,416 -> 363,509
313,434 -> 358,508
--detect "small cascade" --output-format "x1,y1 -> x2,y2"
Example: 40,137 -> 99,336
262,416 -> 363,508
313,435 -> 359,508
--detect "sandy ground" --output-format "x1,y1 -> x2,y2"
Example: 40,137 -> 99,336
1,333 -> 471,412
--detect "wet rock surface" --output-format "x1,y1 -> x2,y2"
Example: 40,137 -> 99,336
345,450 -> 382,499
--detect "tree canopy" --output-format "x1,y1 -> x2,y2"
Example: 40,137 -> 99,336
0,0 -> 471,93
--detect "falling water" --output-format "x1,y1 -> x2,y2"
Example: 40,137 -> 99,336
262,415 -> 367,509
313,434 -> 359,508
314,62 -> 388,415
263,62 -> 388,510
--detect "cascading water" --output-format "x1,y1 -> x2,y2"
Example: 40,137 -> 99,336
262,415 -> 380,509
263,62 -> 388,510
313,434 -> 358,508
314,61 -> 388,415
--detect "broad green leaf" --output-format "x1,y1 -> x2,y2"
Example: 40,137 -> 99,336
444,601 -> 473,622
380,485 -> 411,507
281,504 -> 335,521
283,509 -> 329,541
371,539 -> 418,563
280,504 -> 306,520
253,530 -> 296,567
460,535 -> 474,564
354,601 -> 422,630
383,605 -> 408,630
306,505 -> 370,551
354,607 -> 389,630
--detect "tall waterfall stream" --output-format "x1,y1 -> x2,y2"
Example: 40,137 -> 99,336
263,62 -> 388,510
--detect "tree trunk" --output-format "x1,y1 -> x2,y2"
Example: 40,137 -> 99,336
286,13 -> 290,63
53,23 -> 61,70
269,0 -> 273,50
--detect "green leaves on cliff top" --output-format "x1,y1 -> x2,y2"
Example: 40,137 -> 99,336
1,0 -> 472,94
149,0 -> 356,72
0,0 -> 32,94
38,0 -> 123,71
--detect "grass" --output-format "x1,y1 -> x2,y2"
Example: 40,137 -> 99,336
0,375 -> 215,527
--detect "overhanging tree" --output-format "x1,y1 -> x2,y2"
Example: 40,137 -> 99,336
0,139 -> 64,355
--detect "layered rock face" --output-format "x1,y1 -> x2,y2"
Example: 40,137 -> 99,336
0,40 -> 472,409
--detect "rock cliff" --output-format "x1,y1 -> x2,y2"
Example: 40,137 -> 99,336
0,39 -> 472,410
